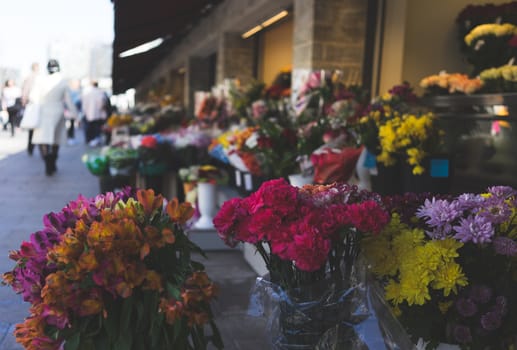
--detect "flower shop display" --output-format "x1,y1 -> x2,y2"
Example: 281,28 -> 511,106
420,72 -> 484,95
136,134 -> 173,176
228,80 -> 266,120
213,179 -> 412,349
195,91 -> 230,129
178,165 -> 227,230
105,147 -> 139,176
479,64 -> 517,93
356,82 -> 453,194
3,188 -> 223,350
463,23 -> 517,75
364,186 -> 517,349
293,70 -> 369,185
456,2 -> 517,47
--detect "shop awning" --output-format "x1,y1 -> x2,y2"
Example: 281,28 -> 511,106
112,0 -> 222,94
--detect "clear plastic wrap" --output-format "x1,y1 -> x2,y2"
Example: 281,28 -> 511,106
248,262 -> 414,350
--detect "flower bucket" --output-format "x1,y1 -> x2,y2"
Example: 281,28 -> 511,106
138,161 -> 168,176
109,164 -> 135,177
194,182 -> 217,229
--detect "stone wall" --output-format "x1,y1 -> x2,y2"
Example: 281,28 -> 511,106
293,0 -> 367,85
138,0 -> 370,109
138,0 -> 292,98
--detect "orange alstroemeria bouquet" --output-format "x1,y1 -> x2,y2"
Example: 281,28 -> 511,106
3,188 -> 223,350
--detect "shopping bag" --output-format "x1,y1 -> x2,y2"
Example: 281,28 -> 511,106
20,103 -> 40,129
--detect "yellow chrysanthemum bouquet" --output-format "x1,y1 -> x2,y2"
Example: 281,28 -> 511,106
357,83 -> 444,176
464,23 -> 517,74
480,64 -> 517,92
377,111 -> 443,175
3,188 -> 223,350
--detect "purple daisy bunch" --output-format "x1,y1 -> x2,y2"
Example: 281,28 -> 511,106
453,215 -> 494,244
416,198 -> 462,238
478,195 -> 513,225
493,236 -> 517,256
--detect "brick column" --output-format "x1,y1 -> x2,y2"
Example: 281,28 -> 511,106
185,56 -> 211,114
169,70 -> 185,104
216,32 -> 255,85
292,0 -> 368,95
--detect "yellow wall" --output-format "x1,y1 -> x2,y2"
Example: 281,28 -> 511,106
258,18 -> 293,86
379,0 -> 509,95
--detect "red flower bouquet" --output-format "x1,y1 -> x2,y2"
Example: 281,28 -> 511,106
214,178 -> 389,286
214,179 -> 395,348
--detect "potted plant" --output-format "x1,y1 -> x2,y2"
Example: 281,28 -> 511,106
3,188 -> 223,350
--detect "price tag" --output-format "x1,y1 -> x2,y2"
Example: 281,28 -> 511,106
244,173 -> 253,191
235,170 -> 242,187
430,159 -> 449,178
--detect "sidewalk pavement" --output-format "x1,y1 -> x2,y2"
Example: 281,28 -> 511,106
0,128 -> 266,349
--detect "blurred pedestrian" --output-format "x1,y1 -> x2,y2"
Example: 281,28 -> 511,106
1,79 -> 22,136
66,79 -> 82,145
21,62 -> 41,155
32,59 -> 78,176
82,80 -> 108,147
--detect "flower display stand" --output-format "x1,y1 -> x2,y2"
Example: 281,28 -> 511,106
194,182 -> 217,230
187,184 -> 236,251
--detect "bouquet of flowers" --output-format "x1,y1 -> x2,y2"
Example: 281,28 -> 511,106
3,188 -> 222,350
105,147 -> 139,176
178,165 -> 226,185
355,82 -> 418,156
107,113 -> 133,129
244,120 -> 299,179
479,64 -> 517,92
195,93 -> 229,128
363,186 -> 517,349
456,2 -> 517,54
420,71 -> 483,95
356,83 -> 443,176
229,80 -> 265,120
464,23 -> 517,74
137,135 -> 172,175
214,179 -> 396,348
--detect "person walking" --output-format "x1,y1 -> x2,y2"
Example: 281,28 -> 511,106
82,80 -> 107,147
32,59 -> 78,176
21,62 -> 41,155
1,79 -> 22,136
66,79 -> 82,145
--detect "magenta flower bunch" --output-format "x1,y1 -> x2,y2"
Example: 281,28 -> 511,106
213,179 -> 389,290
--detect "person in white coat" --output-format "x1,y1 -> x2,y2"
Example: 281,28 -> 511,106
32,59 -> 78,176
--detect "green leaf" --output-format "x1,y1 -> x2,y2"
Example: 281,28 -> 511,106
78,338 -> 95,350
120,295 -> 134,335
166,282 -> 181,299
114,331 -> 133,350
150,312 -> 164,348
209,320 -> 224,349
132,333 -> 146,350
190,260 -> 205,271
64,332 -> 81,350
135,298 -> 145,331
93,331 -> 110,349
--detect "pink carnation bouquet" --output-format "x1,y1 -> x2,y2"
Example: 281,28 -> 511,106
213,179 -> 396,348
214,178 -> 389,289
